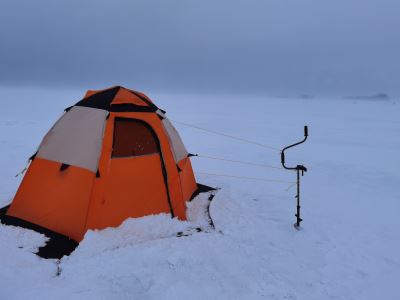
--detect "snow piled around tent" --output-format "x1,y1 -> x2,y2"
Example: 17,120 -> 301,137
72,214 -> 190,259
72,191 -> 215,260
0,223 -> 54,298
0,87 -> 400,299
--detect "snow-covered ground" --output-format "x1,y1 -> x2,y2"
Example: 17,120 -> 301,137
0,87 -> 399,299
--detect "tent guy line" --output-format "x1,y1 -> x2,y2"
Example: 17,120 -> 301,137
195,171 -> 296,185
192,153 -> 284,170
170,120 -> 281,152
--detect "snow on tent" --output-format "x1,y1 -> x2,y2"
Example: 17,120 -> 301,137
0,86 -> 215,258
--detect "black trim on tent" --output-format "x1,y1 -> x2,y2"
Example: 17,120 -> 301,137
112,117 -> 175,218
60,163 -> 70,171
74,86 -> 161,113
75,86 -> 120,110
129,90 -> 159,111
109,104 -> 157,112
29,151 -> 37,161
0,204 -> 10,215
189,183 -> 216,201
0,206 -> 78,259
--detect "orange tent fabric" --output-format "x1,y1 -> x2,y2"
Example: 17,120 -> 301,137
6,86 -> 198,241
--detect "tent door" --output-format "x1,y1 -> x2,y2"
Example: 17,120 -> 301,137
102,118 -> 172,227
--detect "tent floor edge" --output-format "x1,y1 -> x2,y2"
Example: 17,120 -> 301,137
189,183 -> 218,229
189,183 -> 217,201
0,206 -> 78,259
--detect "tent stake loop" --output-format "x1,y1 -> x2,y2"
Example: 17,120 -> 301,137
281,126 -> 308,229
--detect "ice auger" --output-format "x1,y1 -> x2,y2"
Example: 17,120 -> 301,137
281,126 -> 308,229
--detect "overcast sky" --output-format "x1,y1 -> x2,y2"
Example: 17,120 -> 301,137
0,0 -> 399,96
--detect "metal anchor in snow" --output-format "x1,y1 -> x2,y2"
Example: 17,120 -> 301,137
281,126 -> 308,229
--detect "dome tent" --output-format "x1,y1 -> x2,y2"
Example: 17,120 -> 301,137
1,86 -> 205,251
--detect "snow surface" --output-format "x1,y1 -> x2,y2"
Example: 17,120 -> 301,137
0,87 -> 399,299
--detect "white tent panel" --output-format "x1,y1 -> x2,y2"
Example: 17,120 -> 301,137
37,106 -> 108,172
161,118 -> 188,163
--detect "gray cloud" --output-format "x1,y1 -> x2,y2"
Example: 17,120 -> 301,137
0,0 -> 399,95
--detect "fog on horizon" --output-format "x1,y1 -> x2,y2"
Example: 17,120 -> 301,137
1,0 -> 399,97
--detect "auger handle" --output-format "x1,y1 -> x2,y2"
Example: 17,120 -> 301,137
281,125 -> 308,170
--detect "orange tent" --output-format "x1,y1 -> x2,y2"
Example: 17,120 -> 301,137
4,86 -> 198,242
